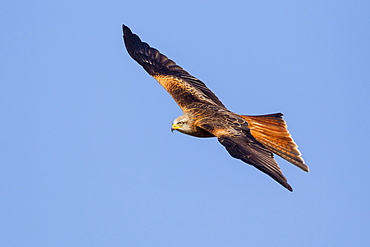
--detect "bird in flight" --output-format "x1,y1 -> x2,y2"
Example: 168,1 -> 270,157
122,24 -> 309,191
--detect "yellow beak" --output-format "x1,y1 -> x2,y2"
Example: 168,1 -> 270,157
171,124 -> 180,132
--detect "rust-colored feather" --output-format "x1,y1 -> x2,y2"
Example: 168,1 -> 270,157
240,113 -> 309,172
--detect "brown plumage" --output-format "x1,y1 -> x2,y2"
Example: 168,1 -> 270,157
122,24 -> 309,191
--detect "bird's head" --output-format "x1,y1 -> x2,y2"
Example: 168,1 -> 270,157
171,115 -> 192,134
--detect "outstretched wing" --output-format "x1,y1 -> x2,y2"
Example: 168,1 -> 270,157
218,135 -> 293,191
197,113 -> 295,191
122,24 -> 225,110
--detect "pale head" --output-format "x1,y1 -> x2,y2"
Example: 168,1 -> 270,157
171,114 -> 193,135
171,114 -> 214,138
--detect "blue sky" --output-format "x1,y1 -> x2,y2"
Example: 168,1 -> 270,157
1,1 -> 369,246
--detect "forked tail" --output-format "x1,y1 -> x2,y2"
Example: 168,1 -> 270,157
240,113 -> 309,172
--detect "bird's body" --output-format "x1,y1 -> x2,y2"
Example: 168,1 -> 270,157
122,24 -> 309,191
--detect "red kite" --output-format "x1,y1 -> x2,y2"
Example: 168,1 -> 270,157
122,25 -> 309,191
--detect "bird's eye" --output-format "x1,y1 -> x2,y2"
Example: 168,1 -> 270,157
177,121 -> 184,125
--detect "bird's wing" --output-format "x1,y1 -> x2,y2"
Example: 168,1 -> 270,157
122,25 -> 226,111
218,134 -> 293,191
197,114 -> 294,191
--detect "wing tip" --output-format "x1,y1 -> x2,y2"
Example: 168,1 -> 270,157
278,177 -> 293,192
122,24 -> 130,33
287,184 -> 293,192
303,164 -> 310,172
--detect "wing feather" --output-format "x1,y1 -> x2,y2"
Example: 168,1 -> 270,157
122,25 -> 225,110
240,113 -> 309,172
218,135 -> 293,191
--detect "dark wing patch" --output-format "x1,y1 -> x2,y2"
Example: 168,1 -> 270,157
122,25 -> 225,109
218,135 -> 293,191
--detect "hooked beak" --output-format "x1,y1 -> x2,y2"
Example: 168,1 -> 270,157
171,124 -> 180,133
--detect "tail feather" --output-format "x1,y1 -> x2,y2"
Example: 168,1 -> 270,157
240,113 -> 309,172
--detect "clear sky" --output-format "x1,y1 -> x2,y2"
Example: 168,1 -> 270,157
1,1 -> 369,246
